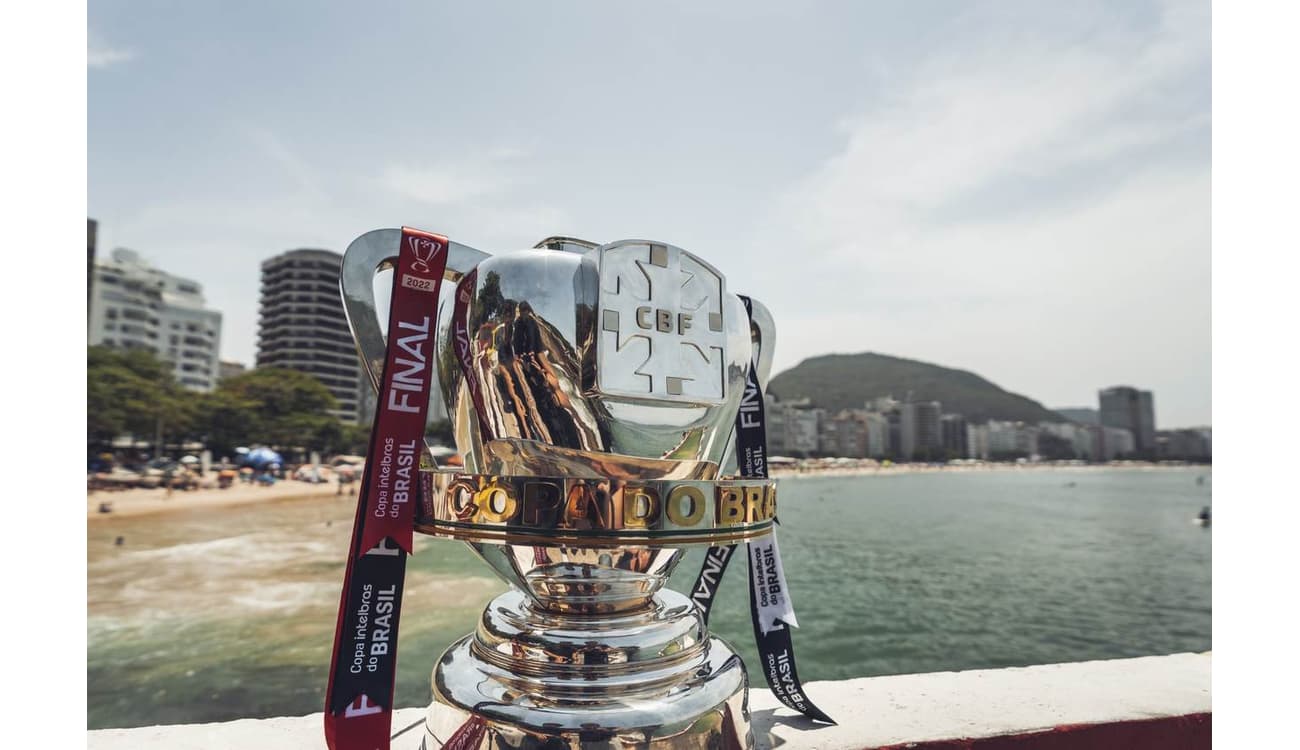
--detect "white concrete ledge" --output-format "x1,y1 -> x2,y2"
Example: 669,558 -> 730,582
88,652 -> 1210,749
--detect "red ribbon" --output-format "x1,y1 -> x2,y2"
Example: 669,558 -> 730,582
325,227 -> 449,750
356,228 -> 448,556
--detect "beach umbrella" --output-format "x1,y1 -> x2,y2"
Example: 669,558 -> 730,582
243,447 -> 285,469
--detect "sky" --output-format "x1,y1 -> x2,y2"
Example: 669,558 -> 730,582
88,0 -> 1211,427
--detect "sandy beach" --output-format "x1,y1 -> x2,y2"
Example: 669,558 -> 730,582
87,480 -> 355,520
87,461 -> 1205,520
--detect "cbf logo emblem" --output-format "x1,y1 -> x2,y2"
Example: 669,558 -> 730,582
407,235 -> 443,275
596,242 -> 727,403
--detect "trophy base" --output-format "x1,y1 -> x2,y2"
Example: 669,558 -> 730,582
420,590 -> 752,750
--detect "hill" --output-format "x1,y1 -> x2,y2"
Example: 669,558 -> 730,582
767,352 -> 1065,425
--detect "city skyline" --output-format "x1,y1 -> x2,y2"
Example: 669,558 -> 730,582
764,390 -> 1209,462
85,227 -> 1209,429
89,0 -> 1210,425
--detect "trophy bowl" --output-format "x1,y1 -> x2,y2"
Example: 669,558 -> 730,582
341,231 -> 777,750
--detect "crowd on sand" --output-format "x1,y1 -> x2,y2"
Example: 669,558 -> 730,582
87,451 -> 367,519
88,447 -> 1203,521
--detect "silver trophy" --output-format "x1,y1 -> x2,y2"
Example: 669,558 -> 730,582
340,230 -> 777,750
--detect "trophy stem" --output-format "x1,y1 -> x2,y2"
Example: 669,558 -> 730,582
469,542 -> 687,614
422,589 -> 752,750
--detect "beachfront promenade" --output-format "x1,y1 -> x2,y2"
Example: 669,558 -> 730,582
87,479 -> 343,519
88,652 -> 1210,749
88,461 -> 1206,520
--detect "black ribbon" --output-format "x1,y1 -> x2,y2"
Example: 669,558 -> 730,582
690,544 -> 735,624
327,537 -> 407,714
689,296 -> 835,725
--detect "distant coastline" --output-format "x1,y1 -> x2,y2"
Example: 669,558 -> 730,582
88,460 -> 1208,521
770,458 -> 1209,479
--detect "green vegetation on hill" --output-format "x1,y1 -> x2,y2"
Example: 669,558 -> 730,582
767,352 -> 1065,424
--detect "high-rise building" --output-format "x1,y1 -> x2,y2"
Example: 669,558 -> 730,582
966,423 -> 990,460
218,361 -> 248,382
987,421 -> 1017,457
899,401 -> 942,461
825,410 -> 872,458
863,412 -> 889,458
1099,386 -> 1156,454
886,408 -> 902,459
256,249 -> 363,423
1075,423 -> 1103,461
940,414 -> 968,459
820,417 -> 846,457
867,395 -> 900,413
786,406 -> 824,455
987,420 -> 1040,458
764,394 -> 788,454
1156,429 -> 1212,461
1038,421 -> 1100,460
818,406 -> 891,458
1055,407 -> 1099,425
89,248 -> 223,391
87,218 -> 97,328
763,395 -> 823,455
1098,426 -> 1135,460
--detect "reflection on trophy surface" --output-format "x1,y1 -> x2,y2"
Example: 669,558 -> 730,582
341,231 -> 778,750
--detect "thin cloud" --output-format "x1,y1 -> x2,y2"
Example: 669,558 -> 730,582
377,148 -> 532,207
758,0 -> 1209,423
88,31 -> 135,68
241,125 -> 327,201
380,164 -> 516,206
780,0 -> 1207,260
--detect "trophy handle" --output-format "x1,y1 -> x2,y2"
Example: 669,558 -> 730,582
745,297 -> 777,390
717,295 -> 776,475
533,236 -> 601,253
339,228 -> 489,437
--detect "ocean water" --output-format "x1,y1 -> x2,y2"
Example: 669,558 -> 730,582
87,467 -> 1212,730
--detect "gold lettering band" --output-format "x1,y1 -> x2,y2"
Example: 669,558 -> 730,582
416,470 -> 777,546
